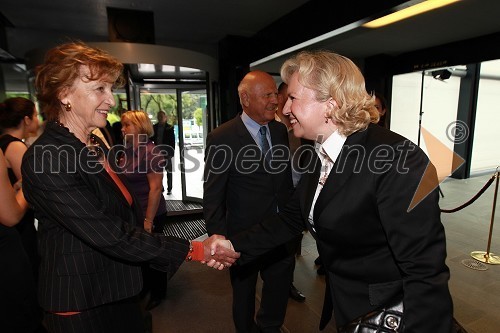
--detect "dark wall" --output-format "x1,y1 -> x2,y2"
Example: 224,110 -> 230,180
217,36 -> 254,125
107,7 -> 155,44
393,31 -> 500,74
216,0 -> 408,127
363,31 -> 500,110
216,1 -> 500,132
252,0 -> 407,62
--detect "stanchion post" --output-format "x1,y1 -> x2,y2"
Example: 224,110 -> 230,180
471,169 -> 500,264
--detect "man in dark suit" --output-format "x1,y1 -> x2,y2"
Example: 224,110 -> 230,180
276,82 -> 306,302
152,111 -> 175,195
203,70 -> 296,333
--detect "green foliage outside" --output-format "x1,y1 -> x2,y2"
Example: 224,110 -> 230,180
108,93 -> 128,125
4,90 -> 206,128
5,92 -> 31,100
139,93 -> 205,126
141,94 -> 177,124
194,108 -> 203,127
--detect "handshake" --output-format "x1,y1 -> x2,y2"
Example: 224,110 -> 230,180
198,234 -> 240,270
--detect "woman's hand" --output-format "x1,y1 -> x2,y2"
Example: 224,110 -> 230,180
202,234 -> 240,269
144,218 -> 153,233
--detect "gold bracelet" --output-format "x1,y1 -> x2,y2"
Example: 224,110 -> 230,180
144,218 -> 153,223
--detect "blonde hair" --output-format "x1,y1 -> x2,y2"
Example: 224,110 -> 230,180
280,50 -> 379,136
121,110 -> 154,137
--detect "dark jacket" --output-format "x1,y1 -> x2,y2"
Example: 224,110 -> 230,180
152,122 -> 175,158
22,121 -> 189,312
230,124 -> 453,332
203,116 -> 294,237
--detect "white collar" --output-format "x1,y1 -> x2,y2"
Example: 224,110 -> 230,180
315,130 -> 347,164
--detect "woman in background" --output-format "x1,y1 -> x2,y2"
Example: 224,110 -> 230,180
374,92 -> 388,127
120,110 -> 170,311
0,97 -> 40,277
0,150 -> 42,333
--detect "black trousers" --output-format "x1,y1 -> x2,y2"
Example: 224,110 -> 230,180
229,245 -> 295,333
141,266 -> 167,301
142,212 -> 168,300
164,157 -> 173,192
44,297 -> 144,333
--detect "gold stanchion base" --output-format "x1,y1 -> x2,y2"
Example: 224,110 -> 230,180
461,258 -> 488,270
470,251 -> 500,265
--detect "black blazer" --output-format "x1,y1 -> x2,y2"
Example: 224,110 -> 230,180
152,122 -> 175,157
203,115 -> 293,237
231,124 -> 453,332
21,122 -> 189,312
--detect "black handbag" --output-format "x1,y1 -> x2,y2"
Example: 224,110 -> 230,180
339,297 -> 404,333
338,298 -> 470,333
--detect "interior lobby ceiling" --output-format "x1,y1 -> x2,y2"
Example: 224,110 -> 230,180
1,0 -> 500,79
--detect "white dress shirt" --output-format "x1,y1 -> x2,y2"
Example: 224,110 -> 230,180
308,130 -> 347,230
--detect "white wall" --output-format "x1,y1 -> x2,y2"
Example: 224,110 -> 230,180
472,63 -> 500,173
391,63 -> 500,175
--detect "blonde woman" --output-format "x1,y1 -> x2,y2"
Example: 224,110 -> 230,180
210,50 -> 453,332
120,110 -> 169,311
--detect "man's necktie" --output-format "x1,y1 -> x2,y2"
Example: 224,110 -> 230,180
259,126 -> 271,163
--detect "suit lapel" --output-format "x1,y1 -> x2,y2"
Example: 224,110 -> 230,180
313,129 -> 368,221
88,135 -> 137,212
49,123 -> 141,223
268,120 -> 292,171
235,116 -> 258,147
301,147 -> 321,233
268,120 -> 287,148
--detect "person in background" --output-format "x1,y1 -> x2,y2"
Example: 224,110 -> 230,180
112,106 -> 126,145
25,109 -> 46,148
0,150 -> 42,333
0,150 -> 28,224
204,70 -> 296,333
151,111 -> 175,195
21,41 -> 238,333
92,120 -> 114,148
208,50 -> 454,332
0,97 -> 41,280
374,92 -> 388,127
276,82 -> 306,303
120,110 -> 169,311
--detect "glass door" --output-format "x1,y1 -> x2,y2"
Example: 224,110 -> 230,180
390,67 -> 466,182
137,87 -> 180,200
391,69 -> 464,150
136,85 -> 207,203
177,89 -> 207,203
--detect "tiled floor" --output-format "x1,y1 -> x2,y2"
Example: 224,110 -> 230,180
151,172 -> 500,332
440,172 -> 500,333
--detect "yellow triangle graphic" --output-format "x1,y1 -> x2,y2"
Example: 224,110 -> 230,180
408,127 -> 465,211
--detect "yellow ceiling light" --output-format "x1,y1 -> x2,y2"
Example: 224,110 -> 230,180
363,0 -> 461,28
